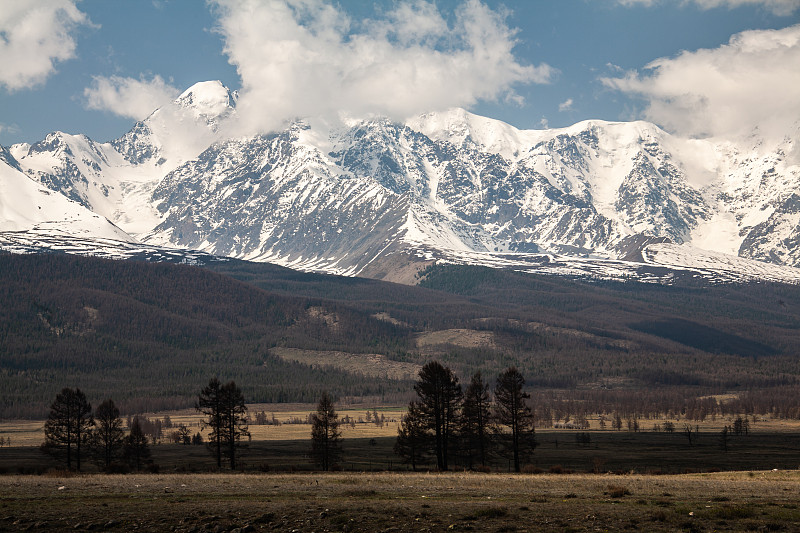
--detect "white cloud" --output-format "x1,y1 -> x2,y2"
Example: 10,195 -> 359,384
600,24 -> 800,140
211,0 -> 553,135
0,0 -> 91,91
0,123 -> 15,137
558,98 -> 574,112
84,75 -> 180,120
615,0 -> 800,15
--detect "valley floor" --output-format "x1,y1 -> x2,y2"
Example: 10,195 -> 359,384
2,471 -> 800,532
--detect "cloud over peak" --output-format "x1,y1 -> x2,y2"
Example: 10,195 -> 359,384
83,75 -> 180,120
601,24 -> 800,141
211,0 -> 553,135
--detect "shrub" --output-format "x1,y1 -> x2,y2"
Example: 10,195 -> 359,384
606,484 -> 631,498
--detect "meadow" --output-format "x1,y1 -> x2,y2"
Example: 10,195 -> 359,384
3,404 -> 800,531
2,470 -> 800,532
3,403 -> 800,475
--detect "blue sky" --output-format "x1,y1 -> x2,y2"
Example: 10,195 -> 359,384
1,0 -> 799,146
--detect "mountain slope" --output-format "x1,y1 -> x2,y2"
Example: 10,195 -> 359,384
0,147 -> 130,241
4,253 -> 800,418
2,81 -> 799,283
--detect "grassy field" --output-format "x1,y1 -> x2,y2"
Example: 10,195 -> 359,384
2,470 -> 800,532
3,405 -> 800,531
3,404 -> 800,476
0,404 -> 407,447
3,430 -> 800,476
4,402 -> 800,447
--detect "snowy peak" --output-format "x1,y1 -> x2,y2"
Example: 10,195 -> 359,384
112,81 -> 236,171
175,80 -> 237,123
407,108 -> 541,160
3,80 -> 800,286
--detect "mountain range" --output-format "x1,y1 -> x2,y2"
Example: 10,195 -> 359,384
2,80 -> 799,285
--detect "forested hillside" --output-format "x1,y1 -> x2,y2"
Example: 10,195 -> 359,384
0,253 -> 410,417
3,253 -> 800,418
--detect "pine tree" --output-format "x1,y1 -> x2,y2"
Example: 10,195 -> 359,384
197,378 -> 225,467
220,380 -> 249,469
461,372 -> 493,468
43,388 -> 93,471
394,401 -> 427,471
494,367 -> 536,472
310,392 -> 342,471
178,425 -> 191,445
414,361 -> 462,471
196,378 -> 250,469
124,417 -> 151,471
91,398 -> 125,470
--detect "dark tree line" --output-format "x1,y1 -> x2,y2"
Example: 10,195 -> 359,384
42,388 -> 152,472
43,379 -> 252,472
395,362 -> 537,472
42,379 -> 347,473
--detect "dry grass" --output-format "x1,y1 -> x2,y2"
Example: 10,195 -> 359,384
269,347 -> 421,380
414,328 -> 497,349
1,470 -> 800,531
5,405 -> 800,447
0,405 -> 407,447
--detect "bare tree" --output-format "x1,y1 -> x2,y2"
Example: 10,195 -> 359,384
494,367 -> 536,473
43,388 -> 93,471
310,392 -> 342,471
719,425 -> 731,452
683,423 -> 695,446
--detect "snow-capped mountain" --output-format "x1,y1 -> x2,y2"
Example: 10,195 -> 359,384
0,145 -> 130,241
3,80 -> 800,285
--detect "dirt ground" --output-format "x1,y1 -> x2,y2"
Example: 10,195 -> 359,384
2,470 -> 800,532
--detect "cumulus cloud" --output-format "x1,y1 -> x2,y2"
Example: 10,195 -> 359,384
0,0 -> 91,91
600,24 -> 800,140
616,0 -> 800,15
211,0 -> 553,135
558,98 -> 574,112
84,75 -> 180,120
